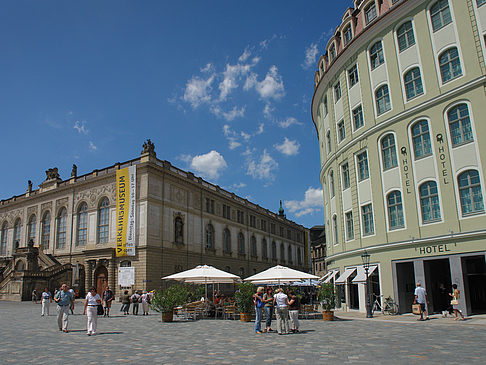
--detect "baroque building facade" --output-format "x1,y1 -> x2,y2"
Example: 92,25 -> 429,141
312,0 -> 486,315
0,142 -> 308,300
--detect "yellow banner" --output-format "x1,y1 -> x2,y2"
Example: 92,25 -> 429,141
116,167 -> 129,257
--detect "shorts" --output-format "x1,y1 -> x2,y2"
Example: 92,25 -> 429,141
419,303 -> 426,312
104,301 -> 112,308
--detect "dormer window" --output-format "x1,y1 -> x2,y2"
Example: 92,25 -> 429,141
365,2 -> 378,25
329,43 -> 336,62
343,24 -> 353,46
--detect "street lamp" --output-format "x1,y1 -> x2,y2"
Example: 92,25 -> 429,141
361,250 -> 373,318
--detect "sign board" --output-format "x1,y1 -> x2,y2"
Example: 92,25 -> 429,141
118,267 -> 135,287
116,165 -> 136,257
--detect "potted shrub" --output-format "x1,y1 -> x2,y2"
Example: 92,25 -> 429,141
150,284 -> 189,322
234,282 -> 254,322
317,283 -> 336,321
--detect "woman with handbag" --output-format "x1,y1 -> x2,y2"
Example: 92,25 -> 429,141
449,284 -> 465,321
83,287 -> 102,336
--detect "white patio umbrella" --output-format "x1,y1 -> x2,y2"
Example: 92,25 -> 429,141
162,265 -> 241,299
244,265 -> 319,286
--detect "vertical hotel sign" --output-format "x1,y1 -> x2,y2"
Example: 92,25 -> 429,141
116,165 -> 136,257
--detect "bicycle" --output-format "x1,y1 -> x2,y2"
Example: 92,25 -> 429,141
371,294 -> 399,315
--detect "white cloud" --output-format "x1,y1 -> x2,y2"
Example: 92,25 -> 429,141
183,74 -> 215,108
88,141 -> 97,151
244,65 -> 285,100
274,137 -> 300,156
74,120 -> 88,135
240,131 -> 251,141
285,187 -> 323,217
230,182 -> 247,190
278,117 -> 303,128
263,103 -> 274,119
238,48 -> 251,62
256,123 -> 264,135
189,150 -> 227,180
229,140 -> 242,150
247,149 -> 278,181
211,105 -> 245,121
302,42 -> 319,70
200,63 -> 214,73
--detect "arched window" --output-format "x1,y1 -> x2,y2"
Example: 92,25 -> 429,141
369,41 -> 384,70
98,198 -> 110,244
375,85 -> 391,115
174,216 -> 183,244
297,247 -> 302,265
458,170 -> 484,215
288,245 -> 292,263
439,48 -> 462,83
41,212 -> 51,249
250,236 -> 257,257
332,215 -> 338,244
419,181 -> 441,223
411,120 -> 432,159
404,67 -> 423,100
56,208 -> 67,249
280,243 -> 285,262
397,21 -> 415,51
271,241 -> 277,259
261,238 -> 267,259
329,170 -> 335,198
329,43 -> 336,61
77,203 -> 88,246
206,224 -> 214,249
430,0 -> 452,32
223,229 -> 231,253
448,104 -> 473,146
387,191 -> 404,229
1,222 -> 7,256
13,219 -> 21,248
27,215 -> 36,244
120,260 -> 131,267
381,134 -> 398,170
238,232 -> 245,254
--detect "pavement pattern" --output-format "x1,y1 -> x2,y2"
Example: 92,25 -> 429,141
1,301 -> 485,364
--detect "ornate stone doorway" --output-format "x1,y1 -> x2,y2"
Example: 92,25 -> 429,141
94,265 -> 108,296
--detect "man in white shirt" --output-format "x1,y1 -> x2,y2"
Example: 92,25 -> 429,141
414,282 -> 429,321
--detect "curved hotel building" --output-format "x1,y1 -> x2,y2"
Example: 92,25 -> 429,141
312,0 -> 486,314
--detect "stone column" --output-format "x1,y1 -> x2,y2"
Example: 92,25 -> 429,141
108,258 -> 117,295
86,260 -> 96,289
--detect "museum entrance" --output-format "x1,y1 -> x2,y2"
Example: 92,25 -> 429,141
396,262 -> 415,314
424,258 -> 452,314
462,255 -> 486,314
94,266 -> 108,296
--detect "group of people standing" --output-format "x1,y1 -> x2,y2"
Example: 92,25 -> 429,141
414,282 -> 465,321
120,290 -> 152,315
253,287 -> 301,335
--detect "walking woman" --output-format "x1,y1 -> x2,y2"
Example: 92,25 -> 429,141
450,284 -> 465,320
253,287 -> 265,334
288,290 -> 300,333
83,287 -> 101,336
263,287 -> 274,333
121,290 -> 131,315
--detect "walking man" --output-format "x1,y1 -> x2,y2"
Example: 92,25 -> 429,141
102,286 -> 114,317
32,288 -> 38,304
41,287 -> 52,316
131,291 -> 141,315
54,284 -> 74,332
414,282 -> 429,321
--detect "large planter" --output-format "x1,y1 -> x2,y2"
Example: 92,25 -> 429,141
240,312 -> 251,322
322,310 -> 334,321
161,311 -> 174,322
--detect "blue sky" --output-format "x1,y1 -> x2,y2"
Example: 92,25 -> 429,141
0,1 -> 346,228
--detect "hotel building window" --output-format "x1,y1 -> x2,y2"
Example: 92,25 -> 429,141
341,162 -> 350,190
370,41 -> 385,69
348,64 -> 359,87
329,170 -> 335,198
458,170 -> 484,215
357,151 -> 369,181
387,191 -> 404,229
411,120 -> 432,159
397,21 -> 415,52
343,24 -> 353,46
338,120 -> 346,142
448,104 -> 473,146
375,85 -> 391,115
419,181 -> 441,223
430,0 -> 452,32
404,67 -> 423,100
334,82 -> 342,101
365,2 -> 377,25
381,134 -> 398,170
332,215 -> 338,244
353,105 -> 364,130
361,204 -> 374,236
345,211 -> 354,240
439,48 -> 462,83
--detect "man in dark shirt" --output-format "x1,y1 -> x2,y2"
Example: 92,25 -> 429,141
102,286 -> 114,317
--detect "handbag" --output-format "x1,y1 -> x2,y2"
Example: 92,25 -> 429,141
450,299 -> 459,305
412,303 -> 422,315
97,304 -> 104,315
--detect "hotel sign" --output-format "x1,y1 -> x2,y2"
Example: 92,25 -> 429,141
414,242 -> 457,256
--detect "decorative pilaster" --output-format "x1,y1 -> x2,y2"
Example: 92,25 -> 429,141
86,260 -> 96,289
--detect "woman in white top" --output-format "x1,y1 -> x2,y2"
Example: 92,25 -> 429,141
83,287 -> 101,336
141,291 -> 150,315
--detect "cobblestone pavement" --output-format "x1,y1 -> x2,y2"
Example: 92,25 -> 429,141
1,301 -> 485,364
